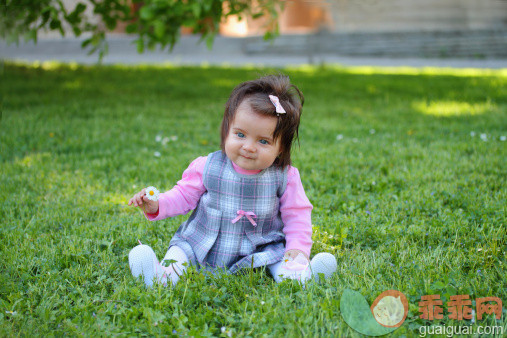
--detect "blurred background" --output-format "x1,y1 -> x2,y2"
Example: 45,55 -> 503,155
220,0 -> 507,58
2,0 -> 507,65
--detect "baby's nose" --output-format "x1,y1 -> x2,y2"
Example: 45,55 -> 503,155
243,142 -> 256,152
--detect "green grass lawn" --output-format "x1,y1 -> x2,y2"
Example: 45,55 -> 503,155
1,61 -> 506,336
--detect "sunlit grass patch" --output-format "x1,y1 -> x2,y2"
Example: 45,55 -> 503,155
341,66 -> 507,77
412,100 -> 497,116
286,64 -> 507,77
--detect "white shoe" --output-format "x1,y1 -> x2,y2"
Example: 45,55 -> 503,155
309,253 -> 337,282
128,244 -> 167,287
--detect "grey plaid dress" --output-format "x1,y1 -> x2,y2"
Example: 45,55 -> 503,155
168,150 -> 288,273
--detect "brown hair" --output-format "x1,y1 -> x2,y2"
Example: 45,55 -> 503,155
220,74 -> 304,168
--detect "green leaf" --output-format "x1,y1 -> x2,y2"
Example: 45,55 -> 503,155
49,19 -> 61,30
147,40 -> 156,51
136,38 -> 144,53
191,3 -> 201,18
40,8 -> 51,26
205,34 -> 214,50
25,29 -> 38,43
104,17 -> 117,30
153,20 -> 165,39
67,3 -> 86,24
340,289 -> 398,336
126,23 -> 137,34
75,3 -> 86,15
72,26 -> 82,36
161,259 -> 177,267
81,37 -> 92,48
139,6 -> 154,20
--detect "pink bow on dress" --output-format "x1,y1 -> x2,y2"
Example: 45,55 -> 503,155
231,210 -> 257,226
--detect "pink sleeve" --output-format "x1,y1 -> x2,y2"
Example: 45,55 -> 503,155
145,156 -> 207,221
280,166 -> 313,257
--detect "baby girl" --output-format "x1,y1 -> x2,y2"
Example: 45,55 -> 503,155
128,74 -> 337,287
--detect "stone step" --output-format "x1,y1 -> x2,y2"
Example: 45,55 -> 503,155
243,30 -> 507,58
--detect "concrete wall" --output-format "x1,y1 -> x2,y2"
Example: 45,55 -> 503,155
326,0 -> 507,33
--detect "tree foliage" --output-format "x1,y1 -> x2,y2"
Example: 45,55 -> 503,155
1,0 -> 283,59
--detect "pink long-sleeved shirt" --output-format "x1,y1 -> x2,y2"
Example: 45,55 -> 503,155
146,156 -> 313,256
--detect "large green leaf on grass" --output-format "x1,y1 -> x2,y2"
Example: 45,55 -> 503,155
340,288 -> 398,336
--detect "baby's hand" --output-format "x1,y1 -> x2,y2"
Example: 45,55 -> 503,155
128,188 -> 159,214
283,249 -> 309,264
281,249 -> 310,281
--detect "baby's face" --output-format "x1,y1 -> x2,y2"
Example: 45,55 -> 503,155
225,100 -> 281,171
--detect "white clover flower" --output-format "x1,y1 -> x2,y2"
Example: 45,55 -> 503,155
155,135 -> 162,142
370,129 -> 376,134
145,186 -> 160,201
470,131 -> 476,137
154,151 -> 161,157
161,136 -> 178,146
500,136 -> 506,141
336,134 -> 343,141
480,133 -> 488,141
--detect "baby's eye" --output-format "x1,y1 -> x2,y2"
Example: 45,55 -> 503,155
259,139 -> 269,145
236,132 -> 245,138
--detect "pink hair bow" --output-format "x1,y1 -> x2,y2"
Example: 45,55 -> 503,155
231,210 -> 257,226
269,95 -> 286,116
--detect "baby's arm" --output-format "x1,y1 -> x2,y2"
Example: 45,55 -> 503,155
144,156 -> 207,221
280,166 -> 313,259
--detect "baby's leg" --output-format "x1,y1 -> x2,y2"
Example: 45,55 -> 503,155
268,261 -> 311,283
128,244 -> 188,287
161,245 -> 189,285
129,244 -> 167,287
308,252 -> 337,282
268,252 -> 337,284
